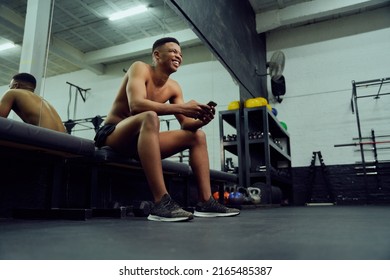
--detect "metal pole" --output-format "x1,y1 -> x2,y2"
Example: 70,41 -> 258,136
355,92 -> 390,99
334,140 -> 390,147
371,129 -> 382,191
354,77 -> 390,86
352,80 -> 369,202
353,134 -> 390,140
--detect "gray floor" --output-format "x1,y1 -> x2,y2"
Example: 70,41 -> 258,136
1,205 -> 389,260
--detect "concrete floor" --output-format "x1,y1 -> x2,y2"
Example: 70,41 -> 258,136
1,205 -> 389,260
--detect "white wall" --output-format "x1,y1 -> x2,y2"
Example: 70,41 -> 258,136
266,6 -> 390,167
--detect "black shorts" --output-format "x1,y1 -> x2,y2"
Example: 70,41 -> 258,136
94,124 -> 116,148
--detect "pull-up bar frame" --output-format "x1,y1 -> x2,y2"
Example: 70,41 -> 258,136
66,81 -> 91,102
350,77 -> 390,199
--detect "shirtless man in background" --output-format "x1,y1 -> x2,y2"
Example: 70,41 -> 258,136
0,73 -> 66,133
95,37 -> 239,222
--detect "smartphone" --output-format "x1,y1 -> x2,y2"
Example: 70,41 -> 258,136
207,101 -> 217,107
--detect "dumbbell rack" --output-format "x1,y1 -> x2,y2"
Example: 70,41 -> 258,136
219,106 -> 292,205
219,109 -> 245,187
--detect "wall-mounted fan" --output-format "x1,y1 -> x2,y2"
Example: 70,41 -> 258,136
256,50 -> 285,81
267,51 -> 286,103
267,51 -> 285,82
255,50 -> 286,102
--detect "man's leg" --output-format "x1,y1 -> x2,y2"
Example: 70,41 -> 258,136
104,111 -> 168,202
160,129 -> 240,217
104,112 -> 193,222
160,129 -> 211,201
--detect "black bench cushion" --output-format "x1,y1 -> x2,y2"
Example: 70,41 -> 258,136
94,146 -> 191,175
0,117 -> 95,157
209,169 -> 238,183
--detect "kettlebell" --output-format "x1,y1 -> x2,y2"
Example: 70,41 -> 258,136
247,187 -> 261,204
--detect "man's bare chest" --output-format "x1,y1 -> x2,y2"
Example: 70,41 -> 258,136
146,84 -> 174,103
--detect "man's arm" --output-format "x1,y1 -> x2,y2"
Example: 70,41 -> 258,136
170,87 -> 215,131
0,91 -> 15,118
127,62 -> 212,120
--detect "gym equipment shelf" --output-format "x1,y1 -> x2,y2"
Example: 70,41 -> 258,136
244,107 -> 292,204
219,109 -> 245,187
219,106 -> 292,205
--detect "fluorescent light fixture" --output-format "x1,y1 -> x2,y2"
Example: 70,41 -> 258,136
0,42 -> 16,51
109,5 -> 148,21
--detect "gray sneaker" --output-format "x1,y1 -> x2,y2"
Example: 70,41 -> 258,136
194,196 -> 240,217
147,194 -> 193,222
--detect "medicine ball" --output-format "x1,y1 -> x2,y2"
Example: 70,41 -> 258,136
228,101 -> 240,110
280,121 -> 287,131
228,192 -> 244,206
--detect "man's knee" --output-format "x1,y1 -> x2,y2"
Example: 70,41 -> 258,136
193,129 -> 207,145
140,111 -> 160,129
140,110 -> 158,119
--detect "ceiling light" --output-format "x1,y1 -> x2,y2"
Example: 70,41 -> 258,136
0,42 -> 16,51
109,5 -> 148,21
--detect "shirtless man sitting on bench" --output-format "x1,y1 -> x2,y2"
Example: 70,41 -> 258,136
0,73 -> 66,133
94,37 -> 240,222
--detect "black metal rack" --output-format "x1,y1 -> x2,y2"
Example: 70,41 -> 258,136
219,109 -> 245,186
219,106 -> 292,204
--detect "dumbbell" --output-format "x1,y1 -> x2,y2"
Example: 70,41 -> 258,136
132,200 -> 154,217
255,165 -> 266,172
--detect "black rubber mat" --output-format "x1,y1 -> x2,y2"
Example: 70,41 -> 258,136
1,205 -> 389,260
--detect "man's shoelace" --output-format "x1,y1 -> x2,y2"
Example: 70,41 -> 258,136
162,197 -> 181,211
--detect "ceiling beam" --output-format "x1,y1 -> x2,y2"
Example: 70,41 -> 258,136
254,0 -> 389,33
84,28 -> 201,64
50,37 -> 105,74
0,4 -> 25,29
0,4 -> 25,41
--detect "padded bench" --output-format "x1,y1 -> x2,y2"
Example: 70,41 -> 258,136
94,146 -> 191,176
209,169 -> 238,184
0,117 -> 95,158
93,147 -> 238,183
0,117 -> 237,218
0,117 -> 96,219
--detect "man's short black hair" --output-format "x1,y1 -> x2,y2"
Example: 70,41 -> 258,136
152,37 -> 180,52
12,73 -> 37,88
